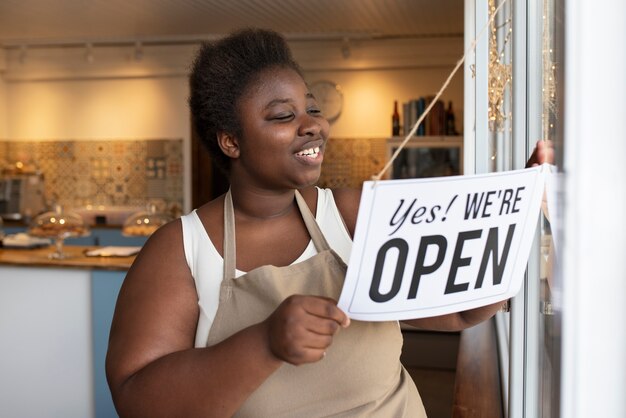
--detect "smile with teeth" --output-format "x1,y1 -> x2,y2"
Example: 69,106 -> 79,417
295,146 -> 320,159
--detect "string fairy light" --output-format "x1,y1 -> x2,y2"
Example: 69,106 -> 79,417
487,0 -> 512,132
542,0 -> 557,140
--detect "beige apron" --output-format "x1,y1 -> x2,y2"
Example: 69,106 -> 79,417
206,189 -> 426,417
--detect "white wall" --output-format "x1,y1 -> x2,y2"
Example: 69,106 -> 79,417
3,64 -> 462,141
0,49 -> 7,139
1,38 -> 462,140
0,80 -> 6,139
6,77 -> 189,140
1,44 -> 193,141
306,68 -> 463,138
562,1 -> 626,417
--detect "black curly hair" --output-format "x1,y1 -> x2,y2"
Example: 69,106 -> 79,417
189,28 -> 303,173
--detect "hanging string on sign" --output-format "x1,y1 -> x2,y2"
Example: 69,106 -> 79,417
371,0 -> 510,183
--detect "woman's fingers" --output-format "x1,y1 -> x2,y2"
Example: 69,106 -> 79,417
265,295 -> 351,365
527,139 -> 555,167
301,296 -> 351,328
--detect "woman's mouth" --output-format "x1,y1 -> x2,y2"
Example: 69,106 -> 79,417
295,146 -> 320,159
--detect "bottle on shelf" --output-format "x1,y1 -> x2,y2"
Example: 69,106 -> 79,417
392,100 -> 401,136
445,101 -> 459,135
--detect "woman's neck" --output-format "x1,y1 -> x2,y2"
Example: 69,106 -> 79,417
228,184 -> 297,221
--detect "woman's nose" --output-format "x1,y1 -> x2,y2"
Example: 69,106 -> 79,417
298,113 -> 325,137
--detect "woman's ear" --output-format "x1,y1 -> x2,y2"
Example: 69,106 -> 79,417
217,131 -> 240,159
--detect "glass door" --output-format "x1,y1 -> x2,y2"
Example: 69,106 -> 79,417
465,0 -> 564,416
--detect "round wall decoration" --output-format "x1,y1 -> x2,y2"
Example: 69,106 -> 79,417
309,80 -> 344,123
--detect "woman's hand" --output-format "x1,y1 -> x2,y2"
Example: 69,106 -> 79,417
526,139 -> 554,167
265,295 -> 350,365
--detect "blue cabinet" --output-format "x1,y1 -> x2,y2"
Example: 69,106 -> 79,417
2,225 -> 148,247
91,270 -> 126,418
83,228 -> 148,247
2,226 -> 27,235
66,228 -> 148,246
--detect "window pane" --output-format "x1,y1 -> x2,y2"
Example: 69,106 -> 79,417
537,0 -> 564,416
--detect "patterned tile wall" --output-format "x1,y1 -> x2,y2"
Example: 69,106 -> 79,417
0,139 -> 183,213
317,137 -> 388,189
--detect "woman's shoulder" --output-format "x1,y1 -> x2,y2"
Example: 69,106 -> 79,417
133,218 -> 185,265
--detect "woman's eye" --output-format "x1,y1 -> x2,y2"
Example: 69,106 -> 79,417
273,113 -> 294,121
308,108 -> 322,115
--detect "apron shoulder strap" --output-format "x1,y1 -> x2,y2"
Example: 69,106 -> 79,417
294,189 -> 331,253
223,189 -> 237,281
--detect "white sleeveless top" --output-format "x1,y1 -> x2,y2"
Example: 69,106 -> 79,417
180,187 -> 353,347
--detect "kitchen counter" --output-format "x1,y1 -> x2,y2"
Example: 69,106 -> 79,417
0,245 -> 137,418
0,245 -> 136,270
2,219 -> 126,228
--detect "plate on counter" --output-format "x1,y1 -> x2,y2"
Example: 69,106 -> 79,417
84,246 -> 141,257
1,233 -> 52,249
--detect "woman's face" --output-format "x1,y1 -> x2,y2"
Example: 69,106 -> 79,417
232,66 -> 330,190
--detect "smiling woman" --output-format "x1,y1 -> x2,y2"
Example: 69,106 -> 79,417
105,28 -> 426,417
105,28 -> 499,418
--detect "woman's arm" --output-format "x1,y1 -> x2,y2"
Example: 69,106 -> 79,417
106,218 -> 349,417
105,220 -> 283,417
400,301 -> 505,331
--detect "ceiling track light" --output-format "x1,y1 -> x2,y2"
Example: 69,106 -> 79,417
341,37 -> 351,59
19,44 -> 27,64
84,42 -> 94,63
134,41 -> 144,61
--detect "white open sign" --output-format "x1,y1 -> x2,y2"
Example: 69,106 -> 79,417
338,165 -> 546,321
